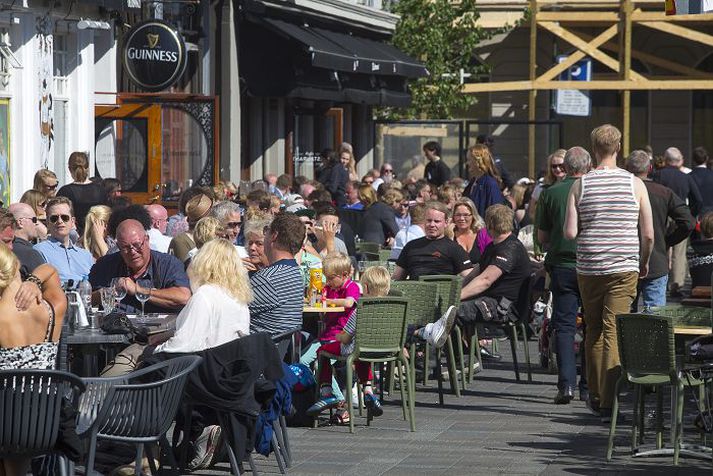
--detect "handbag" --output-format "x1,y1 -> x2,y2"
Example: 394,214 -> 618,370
100,312 -> 149,344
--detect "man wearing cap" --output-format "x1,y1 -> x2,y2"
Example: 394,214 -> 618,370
168,194 -> 213,262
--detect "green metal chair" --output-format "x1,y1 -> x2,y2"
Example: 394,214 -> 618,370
419,275 -> 465,400
390,281 -> 440,397
356,241 -> 381,254
315,297 -> 415,433
378,249 -> 393,262
606,313 -> 705,465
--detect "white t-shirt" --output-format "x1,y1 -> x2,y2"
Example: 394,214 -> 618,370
148,227 -> 172,254
390,225 -> 425,259
154,284 -> 250,354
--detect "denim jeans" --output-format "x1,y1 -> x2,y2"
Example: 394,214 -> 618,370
637,274 -> 668,310
550,266 -> 581,392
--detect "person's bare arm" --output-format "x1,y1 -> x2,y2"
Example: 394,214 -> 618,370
15,263 -> 62,311
123,278 -> 191,310
634,177 -> 655,278
145,287 -> 191,310
563,180 -> 581,241
33,265 -> 67,339
326,297 -> 355,308
460,265 -> 504,301
392,265 -> 406,281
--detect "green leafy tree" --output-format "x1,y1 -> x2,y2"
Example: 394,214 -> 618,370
379,0 -> 491,120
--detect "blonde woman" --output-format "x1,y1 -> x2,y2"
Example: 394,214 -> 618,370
155,239 -> 253,354
465,144 -> 504,218
0,251 -> 67,476
358,184 -> 377,208
20,189 -> 48,240
451,198 -> 491,262
56,152 -> 107,234
339,142 -> 359,181
185,216 -> 226,265
529,149 -> 566,223
82,205 -> 112,261
33,169 -> 58,201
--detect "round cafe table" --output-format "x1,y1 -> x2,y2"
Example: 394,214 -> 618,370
303,306 -> 345,336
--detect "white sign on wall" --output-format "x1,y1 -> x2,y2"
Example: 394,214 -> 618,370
555,56 -> 592,117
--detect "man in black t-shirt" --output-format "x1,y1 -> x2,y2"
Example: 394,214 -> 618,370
394,201 -> 472,280
459,204 -> 530,322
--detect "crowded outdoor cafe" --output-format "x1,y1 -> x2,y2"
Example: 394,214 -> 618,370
4,129 -> 713,474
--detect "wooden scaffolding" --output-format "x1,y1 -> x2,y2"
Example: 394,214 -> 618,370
465,0 -> 713,177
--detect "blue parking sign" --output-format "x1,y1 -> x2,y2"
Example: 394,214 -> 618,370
555,56 -> 592,116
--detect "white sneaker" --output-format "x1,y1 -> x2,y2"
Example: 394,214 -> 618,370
189,425 -> 222,470
428,305 -> 457,348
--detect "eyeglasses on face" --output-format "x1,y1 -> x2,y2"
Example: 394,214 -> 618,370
19,216 -> 39,224
454,213 -> 472,219
226,221 -> 242,229
551,163 -> 565,170
44,183 -> 58,191
49,214 -> 71,224
118,236 -> 147,254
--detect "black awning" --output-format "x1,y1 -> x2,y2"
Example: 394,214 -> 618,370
239,18 -> 415,107
262,18 -> 428,79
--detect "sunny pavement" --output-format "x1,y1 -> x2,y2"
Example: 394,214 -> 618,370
222,340 -> 713,476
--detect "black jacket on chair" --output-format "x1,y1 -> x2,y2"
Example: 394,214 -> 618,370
145,333 -> 283,460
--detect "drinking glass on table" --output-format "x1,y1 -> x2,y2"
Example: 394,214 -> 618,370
111,278 -> 127,309
99,287 -> 116,316
135,279 -> 152,320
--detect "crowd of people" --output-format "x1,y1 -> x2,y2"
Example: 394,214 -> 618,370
1,126 -> 712,473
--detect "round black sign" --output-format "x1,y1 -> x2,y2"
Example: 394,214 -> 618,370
122,20 -> 187,92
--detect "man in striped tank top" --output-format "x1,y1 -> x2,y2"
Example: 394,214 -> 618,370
564,124 -> 654,423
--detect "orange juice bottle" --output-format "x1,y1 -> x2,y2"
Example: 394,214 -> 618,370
309,267 -> 323,306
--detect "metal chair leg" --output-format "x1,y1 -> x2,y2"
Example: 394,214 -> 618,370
272,420 -> 290,468
520,322 -> 532,383
453,326 -> 467,390
271,432 -> 287,474
279,415 -> 292,466
509,325 -> 521,382
445,336 -> 461,397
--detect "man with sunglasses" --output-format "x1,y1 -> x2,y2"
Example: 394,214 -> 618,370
89,219 -> 190,314
33,197 -> 93,285
210,201 -> 242,245
8,203 -> 46,276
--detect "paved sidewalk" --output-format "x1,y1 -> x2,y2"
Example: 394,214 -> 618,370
242,342 -> 711,475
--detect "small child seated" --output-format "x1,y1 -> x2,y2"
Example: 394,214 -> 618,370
306,266 -> 458,420
299,253 -> 360,407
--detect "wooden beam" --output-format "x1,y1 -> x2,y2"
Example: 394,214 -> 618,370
621,0 -> 633,158
536,24 -> 618,82
537,11 -> 619,22
632,11 -> 713,22
539,21 -> 646,80
535,80 -> 713,90
462,80 -> 713,94
528,0 -> 538,180
639,21 -> 713,48
576,31 -> 713,79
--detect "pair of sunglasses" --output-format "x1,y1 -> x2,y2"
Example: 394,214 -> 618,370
49,214 -> 71,224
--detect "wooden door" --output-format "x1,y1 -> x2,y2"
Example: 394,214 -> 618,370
95,104 -> 162,205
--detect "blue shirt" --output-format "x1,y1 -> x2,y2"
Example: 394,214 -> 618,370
341,202 -> 364,211
89,250 -> 190,314
34,237 -> 93,285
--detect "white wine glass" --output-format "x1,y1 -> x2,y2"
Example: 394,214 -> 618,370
136,279 -> 152,321
99,287 -> 116,316
111,278 -> 127,309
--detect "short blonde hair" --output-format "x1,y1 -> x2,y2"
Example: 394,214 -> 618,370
361,266 -> 390,297
453,198 -> 485,232
485,204 -> 514,235
358,184 -> 377,207
82,205 -> 111,259
193,216 -> 225,249
322,253 -> 352,277
188,238 -> 253,303
381,189 -> 404,208
590,124 -> 621,158
0,242 -> 19,294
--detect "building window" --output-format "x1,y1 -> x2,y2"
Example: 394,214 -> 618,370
53,34 -> 69,99
0,29 -> 20,93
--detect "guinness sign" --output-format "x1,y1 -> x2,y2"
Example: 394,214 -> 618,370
122,20 -> 187,92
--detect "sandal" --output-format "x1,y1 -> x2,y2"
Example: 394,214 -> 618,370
330,407 -> 351,425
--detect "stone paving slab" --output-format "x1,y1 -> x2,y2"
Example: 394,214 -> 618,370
189,340 -> 711,475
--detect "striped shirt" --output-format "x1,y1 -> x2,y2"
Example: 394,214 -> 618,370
341,310 -> 358,355
249,259 -> 304,335
576,168 -> 640,275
